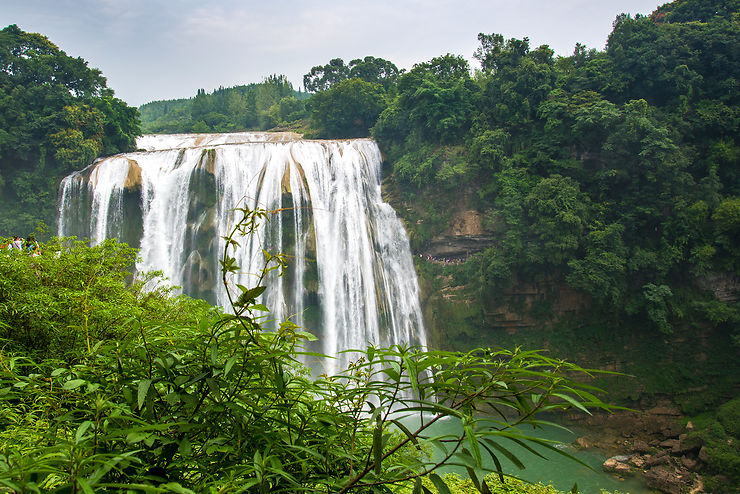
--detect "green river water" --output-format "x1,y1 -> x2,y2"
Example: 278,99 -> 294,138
416,416 -> 654,494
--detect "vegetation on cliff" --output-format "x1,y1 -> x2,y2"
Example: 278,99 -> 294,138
369,1 -> 739,339
292,0 -> 740,411
0,24 -> 141,236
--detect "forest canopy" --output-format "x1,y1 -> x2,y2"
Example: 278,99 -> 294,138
0,24 -> 140,236
138,75 -> 309,134
363,1 -> 740,341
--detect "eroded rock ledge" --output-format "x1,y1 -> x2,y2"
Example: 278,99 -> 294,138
567,405 -> 711,493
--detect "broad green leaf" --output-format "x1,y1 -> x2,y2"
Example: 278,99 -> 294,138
412,477 -> 422,494
76,478 -> 95,494
179,437 -> 192,456
373,419 -> 383,475
63,379 -> 86,390
206,378 -> 221,400
236,285 -> 266,307
126,431 -> 150,443
224,354 -> 239,377
429,473 -> 452,494
553,392 -> 592,414
75,420 -> 93,444
464,424 -> 482,467
294,330 -> 317,341
137,379 -> 152,410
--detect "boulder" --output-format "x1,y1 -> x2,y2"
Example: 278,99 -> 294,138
672,433 -> 703,454
603,458 -> 619,471
603,457 -> 633,476
661,423 -> 684,438
645,453 -> 670,467
644,466 -> 685,494
698,446 -> 710,463
632,439 -> 651,453
629,455 -> 647,468
660,439 -> 679,449
614,462 -> 633,476
124,159 -> 142,190
681,456 -> 699,471
575,436 -> 590,449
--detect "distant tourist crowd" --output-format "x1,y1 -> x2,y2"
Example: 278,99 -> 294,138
1,235 -> 40,256
416,253 -> 468,265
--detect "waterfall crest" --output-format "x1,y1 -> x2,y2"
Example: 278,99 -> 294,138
58,132 -> 427,374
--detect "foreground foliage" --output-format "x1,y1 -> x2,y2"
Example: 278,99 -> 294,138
0,209 -> 614,492
394,473 -> 623,494
0,237 -> 208,358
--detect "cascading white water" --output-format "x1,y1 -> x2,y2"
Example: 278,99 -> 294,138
58,132 -> 427,375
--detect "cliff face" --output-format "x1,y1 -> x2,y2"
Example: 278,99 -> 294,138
424,210 -> 493,258
384,175 -> 739,414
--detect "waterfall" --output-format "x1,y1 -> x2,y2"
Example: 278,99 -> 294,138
58,132 -> 427,375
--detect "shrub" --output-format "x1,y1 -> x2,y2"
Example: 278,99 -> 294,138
0,208 -> 614,492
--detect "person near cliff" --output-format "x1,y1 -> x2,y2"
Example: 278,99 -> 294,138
24,235 -> 40,256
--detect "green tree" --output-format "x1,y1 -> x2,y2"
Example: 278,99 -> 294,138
0,24 -> 140,236
303,56 -> 399,92
566,222 -> 628,305
395,54 -> 475,144
190,88 -> 210,122
309,78 -> 386,138
348,56 -> 400,90
303,57 -> 350,92
712,196 -> 740,267
474,34 -> 556,131
524,175 -> 590,266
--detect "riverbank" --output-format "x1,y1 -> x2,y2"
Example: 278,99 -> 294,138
564,397 -> 739,494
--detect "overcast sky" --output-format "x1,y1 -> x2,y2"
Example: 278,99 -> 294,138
4,0 -> 663,107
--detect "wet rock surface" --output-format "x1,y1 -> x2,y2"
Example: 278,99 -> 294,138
644,466 -> 689,494
566,402 -> 708,493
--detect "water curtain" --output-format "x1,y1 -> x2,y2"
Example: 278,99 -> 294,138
58,132 -> 427,375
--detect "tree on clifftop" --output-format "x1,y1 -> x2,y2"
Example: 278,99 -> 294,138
0,24 -> 140,236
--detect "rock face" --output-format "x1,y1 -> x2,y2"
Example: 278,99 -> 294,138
567,406 -> 710,494
426,210 -> 493,258
603,457 -> 633,476
123,159 -> 142,189
481,276 -> 589,332
698,273 -> 740,303
644,466 -> 691,494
